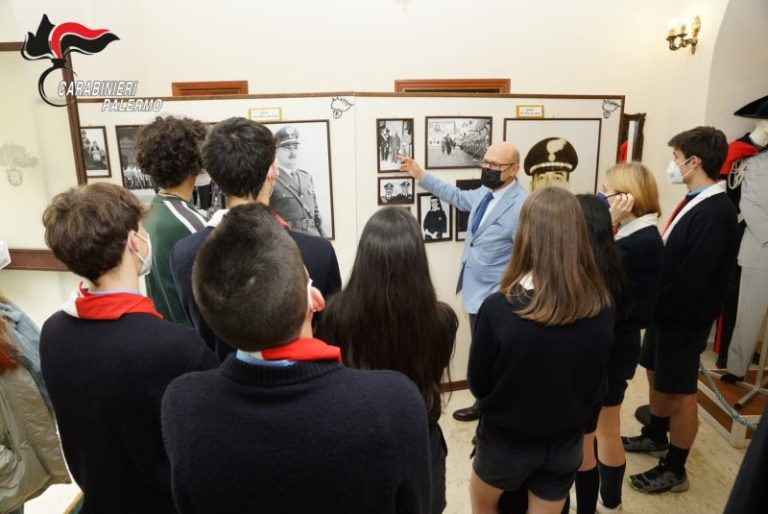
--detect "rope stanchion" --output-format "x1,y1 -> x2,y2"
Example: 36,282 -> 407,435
699,361 -> 759,431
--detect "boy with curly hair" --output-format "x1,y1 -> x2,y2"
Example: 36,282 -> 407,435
135,116 -> 208,324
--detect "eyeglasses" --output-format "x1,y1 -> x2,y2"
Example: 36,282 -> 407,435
482,160 -> 518,170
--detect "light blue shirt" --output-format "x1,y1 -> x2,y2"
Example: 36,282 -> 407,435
235,349 -> 294,367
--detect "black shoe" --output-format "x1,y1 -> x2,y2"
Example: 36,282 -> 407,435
621,434 -> 669,457
634,404 -> 651,427
452,404 -> 480,422
629,463 -> 689,494
721,373 -> 744,384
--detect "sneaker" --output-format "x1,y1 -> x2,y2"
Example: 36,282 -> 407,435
628,464 -> 689,494
596,499 -> 622,513
621,435 -> 669,457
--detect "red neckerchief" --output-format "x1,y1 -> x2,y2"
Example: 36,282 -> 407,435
63,283 -> 162,320
272,212 -> 291,230
662,196 -> 690,237
719,140 -> 759,178
260,338 -> 342,363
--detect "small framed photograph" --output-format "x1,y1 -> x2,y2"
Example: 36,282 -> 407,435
378,176 -> 414,205
425,116 -> 491,169
377,118 -> 414,172
115,125 -> 155,204
80,126 -> 111,178
418,192 -> 452,243
454,179 -> 482,241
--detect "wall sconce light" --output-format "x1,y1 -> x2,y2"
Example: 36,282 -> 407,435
667,15 -> 701,54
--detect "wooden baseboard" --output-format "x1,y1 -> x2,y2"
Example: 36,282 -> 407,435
441,380 -> 468,393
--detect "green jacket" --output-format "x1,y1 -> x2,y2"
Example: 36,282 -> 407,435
144,194 -> 207,325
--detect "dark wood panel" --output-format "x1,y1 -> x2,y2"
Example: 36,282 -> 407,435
396,78 -> 510,94
441,379 -> 468,393
6,249 -> 68,272
172,80 -> 249,96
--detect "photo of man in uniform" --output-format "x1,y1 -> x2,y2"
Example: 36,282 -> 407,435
270,126 -> 325,237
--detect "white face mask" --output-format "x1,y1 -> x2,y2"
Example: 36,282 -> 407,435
132,232 -> 153,277
306,278 -> 315,313
666,156 -> 694,184
0,241 -> 10,269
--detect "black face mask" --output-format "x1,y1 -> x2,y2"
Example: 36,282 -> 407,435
480,167 -> 505,189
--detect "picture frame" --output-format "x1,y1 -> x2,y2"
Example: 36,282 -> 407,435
417,192 -> 452,243
378,176 -> 414,205
454,178 -> 482,241
115,124 -> 156,204
503,118 -> 602,194
425,116 -> 492,169
80,126 -> 111,178
377,118 -> 414,173
262,120 -> 335,239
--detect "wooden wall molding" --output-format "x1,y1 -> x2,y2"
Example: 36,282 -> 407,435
172,80 -> 249,96
6,249 -> 68,272
395,78 -> 510,94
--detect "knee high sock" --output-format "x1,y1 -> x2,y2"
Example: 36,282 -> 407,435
575,466 -> 599,514
598,460 -> 625,509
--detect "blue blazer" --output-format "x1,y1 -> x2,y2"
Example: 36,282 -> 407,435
420,174 -> 527,314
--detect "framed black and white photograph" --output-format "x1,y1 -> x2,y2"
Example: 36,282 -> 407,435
378,176 -> 414,206
377,118 -> 414,172
425,116 -> 492,169
80,126 -> 111,178
454,178 -> 481,241
504,118 -> 602,194
115,125 -> 155,204
264,120 -> 335,239
417,192 -> 452,243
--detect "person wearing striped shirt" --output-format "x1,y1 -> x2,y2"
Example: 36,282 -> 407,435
135,116 -> 208,325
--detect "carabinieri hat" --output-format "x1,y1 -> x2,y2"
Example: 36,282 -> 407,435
524,137 -> 579,176
734,95 -> 768,119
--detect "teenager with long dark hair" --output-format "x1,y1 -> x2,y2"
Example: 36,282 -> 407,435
570,194 -> 632,514
468,187 -> 614,514
317,207 -> 458,514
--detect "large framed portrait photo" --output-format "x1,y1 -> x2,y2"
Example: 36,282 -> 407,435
115,125 -> 155,204
425,116 -> 492,169
377,118 -> 414,172
263,120 -> 335,239
80,126 -> 111,178
504,118 -> 602,194
417,192 -> 452,243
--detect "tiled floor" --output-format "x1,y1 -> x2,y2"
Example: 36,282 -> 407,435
26,351 -> 749,513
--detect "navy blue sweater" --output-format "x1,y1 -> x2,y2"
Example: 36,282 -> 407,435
161,355 -> 431,514
654,193 -> 739,324
469,292 -> 614,437
39,311 -> 217,514
616,225 -> 665,332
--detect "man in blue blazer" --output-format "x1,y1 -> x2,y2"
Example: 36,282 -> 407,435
400,142 -> 527,421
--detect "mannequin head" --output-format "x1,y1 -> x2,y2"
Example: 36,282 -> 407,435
751,119 -> 768,147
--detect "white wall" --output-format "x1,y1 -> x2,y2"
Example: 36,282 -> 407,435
704,0 -> 768,139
